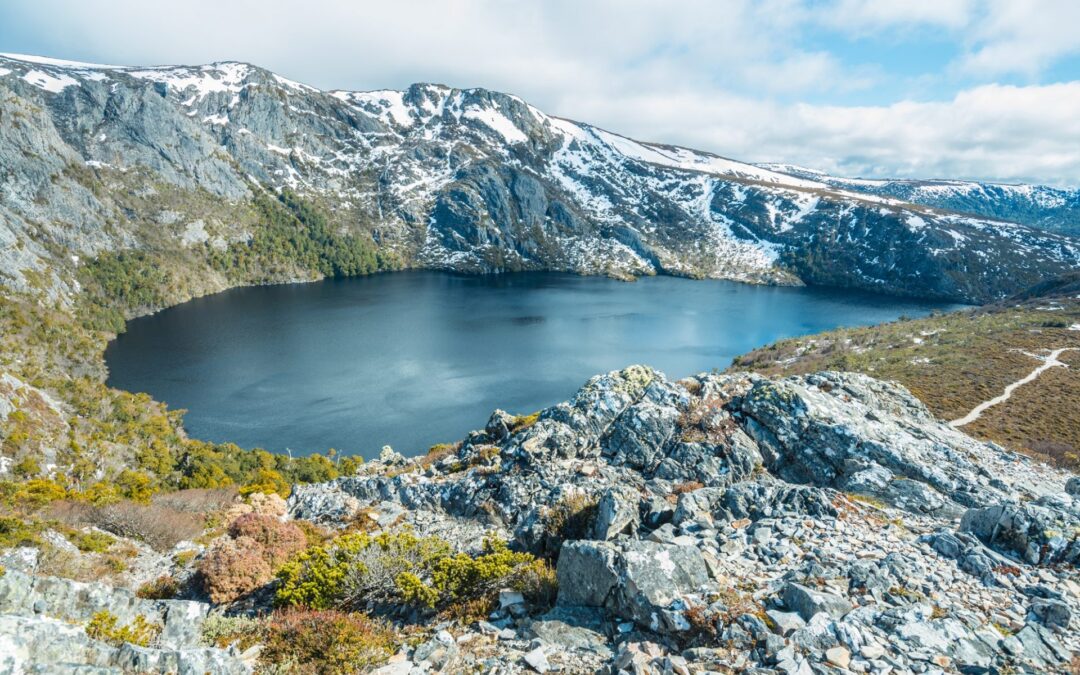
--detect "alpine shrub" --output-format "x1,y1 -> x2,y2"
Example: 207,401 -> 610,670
198,536 -> 273,603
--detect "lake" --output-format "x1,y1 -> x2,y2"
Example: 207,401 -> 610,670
105,272 -> 958,458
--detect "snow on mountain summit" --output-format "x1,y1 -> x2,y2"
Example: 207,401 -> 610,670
0,52 -> 1077,303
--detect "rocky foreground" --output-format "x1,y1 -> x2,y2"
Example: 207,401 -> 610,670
4,366 -> 1080,673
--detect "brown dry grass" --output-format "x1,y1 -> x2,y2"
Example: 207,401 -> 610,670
47,499 -> 206,551
150,487 -> 239,514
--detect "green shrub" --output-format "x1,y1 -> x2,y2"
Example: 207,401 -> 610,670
275,530 -> 450,610
68,529 -> 114,553
85,610 -> 161,647
12,456 -> 40,478
0,516 -> 44,549
428,537 -> 548,605
11,479 -> 68,507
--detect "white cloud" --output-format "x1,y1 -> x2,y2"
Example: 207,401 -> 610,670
572,82 -> 1080,187
957,0 -> 1080,77
0,0 -> 1077,185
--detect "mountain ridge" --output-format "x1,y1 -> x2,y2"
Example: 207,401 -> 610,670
757,163 -> 1080,236
0,52 -> 1078,307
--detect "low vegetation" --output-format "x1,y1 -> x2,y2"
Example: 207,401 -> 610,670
275,530 -> 556,619
136,574 -> 180,600
85,610 -> 161,648
538,492 -> 599,558
199,514 -> 308,603
203,608 -> 399,675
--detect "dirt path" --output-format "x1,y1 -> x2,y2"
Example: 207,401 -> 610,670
951,347 -> 1078,427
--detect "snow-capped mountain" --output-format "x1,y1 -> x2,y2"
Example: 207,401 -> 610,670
1,53 -> 1077,304
758,164 -> 1080,237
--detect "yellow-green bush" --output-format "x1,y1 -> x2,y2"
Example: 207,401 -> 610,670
427,537 -> 550,605
275,531 -> 556,617
85,610 -> 161,647
68,529 -> 114,553
239,468 -> 291,498
275,530 -> 451,610
0,516 -> 44,548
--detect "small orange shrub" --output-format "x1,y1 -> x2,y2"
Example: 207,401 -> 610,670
198,536 -> 272,603
260,608 -> 397,674
136,574 -> 179,600
228,514 -> 307,568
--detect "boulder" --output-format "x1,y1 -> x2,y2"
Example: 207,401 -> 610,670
1012,622 -> 1073,668
0,613 -> 250,674
556,540 -> 710,633
960,503 -> 1080,565
0,570 -> 208,650
781,582 -> 852,622
485,408 -> 516,441
521,607 -> 612,659
591,487 -> 639,541
1031,598 -> 1072,629
766,610 -> 806,636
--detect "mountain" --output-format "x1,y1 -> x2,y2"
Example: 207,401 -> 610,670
759,163 -> 1080,237
1,53 -> 1078,305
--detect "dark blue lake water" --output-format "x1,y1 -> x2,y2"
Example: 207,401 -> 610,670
105,272 -> 957,458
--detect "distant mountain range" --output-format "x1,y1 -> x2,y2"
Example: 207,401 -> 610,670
1,53 -> 1077,304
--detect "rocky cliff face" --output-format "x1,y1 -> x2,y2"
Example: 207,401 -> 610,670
289,366 -> 1080,673
1,53 -> 1078,305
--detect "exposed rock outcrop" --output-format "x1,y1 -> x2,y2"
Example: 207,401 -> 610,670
0,570 -> 250,674
288,366 -> 1080,673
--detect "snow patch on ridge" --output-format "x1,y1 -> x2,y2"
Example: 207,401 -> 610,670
462,107 -> 528,144
126,63 -> 253,101
21,69 -> 78,93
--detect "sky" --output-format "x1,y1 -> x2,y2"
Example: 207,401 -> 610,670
2,0 -> 1079,187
